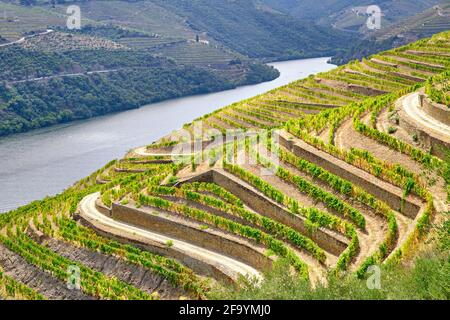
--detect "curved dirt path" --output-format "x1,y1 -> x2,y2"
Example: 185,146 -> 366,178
400,92 -> 450,139
133,146 -> 193,157
79,193 -> 261,282
397,92 -> 449,213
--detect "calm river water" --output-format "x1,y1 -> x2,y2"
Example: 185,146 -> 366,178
0,57 -> 336,212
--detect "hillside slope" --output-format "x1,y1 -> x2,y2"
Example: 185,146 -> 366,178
0,30 -> 278,136
148,0 -> 351,59
331,2 -> 450,64
0,0 -> 353,60
0,0 -> 357,136
0,31 -> 448,300
262,0 -> 442,33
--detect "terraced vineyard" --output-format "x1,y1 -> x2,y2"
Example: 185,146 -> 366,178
426,71 -> 450,106
375,3 -> 450,43
0,31 -> 449,300
0,2 -> 66,41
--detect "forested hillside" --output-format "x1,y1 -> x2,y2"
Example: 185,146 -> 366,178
261,0 -> 449,65
0,0 -> 295,136
0,0 -> 353,137
147,0 -> 350,60
1,0 -> 353,60
0,31 -> 278,136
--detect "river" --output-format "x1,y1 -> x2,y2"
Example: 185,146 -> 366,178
0,57 -> 336,213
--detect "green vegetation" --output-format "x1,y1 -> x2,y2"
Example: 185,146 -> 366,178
0,44 -> 278,136
0,29 -> 448,300
426,70 -> 450,106
44,216 -> 208,298
138,192 -> 309,277
0,266 -> 45,300
209,242 -> 449,300
148,185 -> 326,263
1,231 -> 158,300
180,182 -> 243,208
210,212 -> 449,299
222,161 -> 359,271
253,149 -> 366,229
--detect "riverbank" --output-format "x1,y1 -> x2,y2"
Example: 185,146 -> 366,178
0,57 -> 336,213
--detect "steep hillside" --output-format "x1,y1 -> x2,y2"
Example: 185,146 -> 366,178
0,30 -> 278,136
147,0 -> 351,59
0,0 -> 353,60
0,0 -> 358,136
374,2 -> 450,42
331,2 -> 450,64
262,0 -> 441,33
0,31 -> 448,300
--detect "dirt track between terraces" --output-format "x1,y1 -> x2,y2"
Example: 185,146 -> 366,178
79,193 -> 261,282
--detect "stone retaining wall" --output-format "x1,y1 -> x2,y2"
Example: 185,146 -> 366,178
391,72 -> 424,83
181,169 -> 349,255
398,107 -> 450,160
114,167 -> 147,173
275,100 -> 338,109
146,140 -> 214,154
276,130 -> 422,218
76,212 -> 235,284
421,94 -> 450,126
348,84 -> 387,96
95,198 -> 111,217
111,203 -> 272,272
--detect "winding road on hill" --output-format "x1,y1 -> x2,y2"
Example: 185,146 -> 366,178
399,92 -> 450,138
79,192 -> 262,282
10,69 -> 122,84
398,91 -> 450,214
0,29 -> 53,48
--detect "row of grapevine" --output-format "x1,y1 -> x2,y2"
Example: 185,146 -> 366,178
249,148 -> 367,229
0,266 -> 45,300
270,142 -> 399,272
425,70 -> 450,105
180,182 -> 244,207
137,193 -> 310,278
147,185 -> 326,262
35,216 -> 208,298
0,232 -> 157,300
222,162 -> 359,271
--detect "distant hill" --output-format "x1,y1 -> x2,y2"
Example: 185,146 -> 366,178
0,0 -> 353,60
374,2 -> 450,42
1,0 -> 445,135
262,0 -> 442,35
331,2 -> 450,64
0,29 -> 279,136
146,0 -> 351,60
